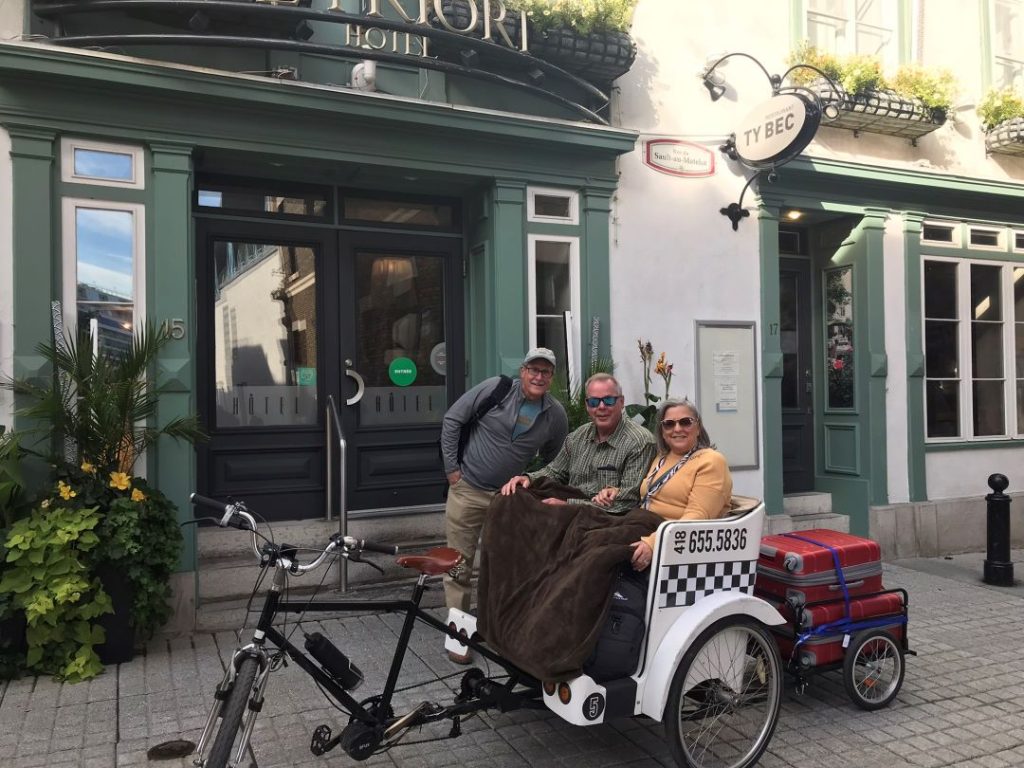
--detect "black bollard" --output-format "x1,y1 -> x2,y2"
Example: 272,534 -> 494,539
983,474 -> 1014,586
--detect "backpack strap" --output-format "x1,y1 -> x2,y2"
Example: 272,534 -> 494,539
456,374 -> 514,463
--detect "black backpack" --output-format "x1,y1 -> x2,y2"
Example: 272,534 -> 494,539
454,374 -> 514,464
583,568 -> 649,682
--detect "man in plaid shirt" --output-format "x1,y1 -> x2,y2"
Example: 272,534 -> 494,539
500,373 -> 655,514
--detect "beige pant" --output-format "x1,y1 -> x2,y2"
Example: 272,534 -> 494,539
443,479 -> 496,612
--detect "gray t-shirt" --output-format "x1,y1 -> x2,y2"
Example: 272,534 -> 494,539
440,377 -> 568,491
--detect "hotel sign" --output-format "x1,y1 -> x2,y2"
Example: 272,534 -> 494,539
255,0 -> 528,57
643,139 -> 715,178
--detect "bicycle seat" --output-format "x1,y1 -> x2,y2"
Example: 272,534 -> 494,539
396,547 -> 463,575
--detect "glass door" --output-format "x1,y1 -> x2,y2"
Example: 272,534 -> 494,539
339,230 -> 463,511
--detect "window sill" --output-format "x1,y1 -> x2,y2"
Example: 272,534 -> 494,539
925,439 -> 1024,452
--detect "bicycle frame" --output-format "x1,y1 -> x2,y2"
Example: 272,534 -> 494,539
193,554 -> 542,767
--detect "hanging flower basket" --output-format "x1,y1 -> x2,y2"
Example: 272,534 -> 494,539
809,80 -> 947,143
526,26 -> 636,84
985,117 -> 1024,156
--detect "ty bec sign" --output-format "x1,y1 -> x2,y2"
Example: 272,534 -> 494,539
734,93 -> 821,169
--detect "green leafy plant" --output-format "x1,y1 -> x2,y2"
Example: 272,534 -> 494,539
54,464 -> 183,640
505,0 -> 638,35
787,43 -> 956,118
891,63 -> 956,113
0,431 -> 36,679
977,86 -> 1024,130
5,324 -> 204,473
0,505 -> 112,682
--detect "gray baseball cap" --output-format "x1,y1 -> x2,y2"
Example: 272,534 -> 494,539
523,347 -> 556,367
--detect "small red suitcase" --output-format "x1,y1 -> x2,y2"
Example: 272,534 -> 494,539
774,620 -> 906,668
756,529 -> 883,604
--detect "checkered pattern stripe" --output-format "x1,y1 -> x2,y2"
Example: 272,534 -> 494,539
657,560 -> 757,608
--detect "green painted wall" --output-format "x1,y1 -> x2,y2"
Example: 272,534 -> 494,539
758,203 -> 783,517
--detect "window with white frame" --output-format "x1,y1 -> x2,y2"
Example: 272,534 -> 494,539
62,199 -> 146,355
804,0 -> 900,66
527,235 -> 580,384
991,0 -> 1024,90
923,256 -> 1023,440
527,187 -> 578,225
61,138 -> 144,189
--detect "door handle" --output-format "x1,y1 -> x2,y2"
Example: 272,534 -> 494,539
345,365 -> 365,406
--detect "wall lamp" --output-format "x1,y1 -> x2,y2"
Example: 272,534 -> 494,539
699,52 -> 844,230
700,51 -> 842,118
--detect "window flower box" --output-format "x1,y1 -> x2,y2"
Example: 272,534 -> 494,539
429,0 -> 636,85
985,118 -> 1024,157
809,79 -> 947,144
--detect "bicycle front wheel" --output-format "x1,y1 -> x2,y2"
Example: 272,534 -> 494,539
664,616 -> 782,768
206,656 -> 260,768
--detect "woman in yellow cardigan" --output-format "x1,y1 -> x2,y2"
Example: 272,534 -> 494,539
629,399 -> 732,570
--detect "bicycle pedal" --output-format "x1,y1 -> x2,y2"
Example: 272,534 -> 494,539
310,724 -> 335,756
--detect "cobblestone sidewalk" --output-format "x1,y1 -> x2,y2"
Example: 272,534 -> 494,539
1,554 -> 1022,768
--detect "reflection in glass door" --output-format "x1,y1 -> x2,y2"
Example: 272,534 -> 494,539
354,252 -> 447,427
212,241 -> 319,428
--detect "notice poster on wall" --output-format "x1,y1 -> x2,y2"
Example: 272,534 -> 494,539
696,322 -> 758,469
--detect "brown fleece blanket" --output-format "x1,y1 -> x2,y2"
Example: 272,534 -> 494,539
477,478 -> 662,681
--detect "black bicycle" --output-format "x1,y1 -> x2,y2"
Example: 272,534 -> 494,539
189,493 -> 546,768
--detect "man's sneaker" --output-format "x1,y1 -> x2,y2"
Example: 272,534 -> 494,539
447,649 -> 471,665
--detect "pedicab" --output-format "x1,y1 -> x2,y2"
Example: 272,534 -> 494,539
190,493 -> 785,768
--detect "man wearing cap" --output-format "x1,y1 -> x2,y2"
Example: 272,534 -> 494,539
500,372 -> 655,515
439,348 -> 568,661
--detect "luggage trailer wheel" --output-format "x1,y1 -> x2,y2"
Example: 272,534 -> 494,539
843,629 -> 905,711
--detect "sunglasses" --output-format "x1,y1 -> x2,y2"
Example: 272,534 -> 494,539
662,417 -> 697,429
523,366 -> 554,379
586,395 -> 622,408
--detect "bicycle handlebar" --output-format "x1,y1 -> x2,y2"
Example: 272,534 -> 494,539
189,493 -> 396,572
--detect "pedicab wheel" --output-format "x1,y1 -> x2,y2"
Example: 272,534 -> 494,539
664,617 -> 782,768
842,628 -> 904,711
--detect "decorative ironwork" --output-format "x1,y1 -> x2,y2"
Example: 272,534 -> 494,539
807,80 -> 946,145
985,117 -> 1024,157
30,0 -> 612,124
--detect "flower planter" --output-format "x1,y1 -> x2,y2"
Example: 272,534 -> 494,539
527,25 -> 636,84
809,80 -> 947,143
427,1 -> 635,85
985,117 -> 1024,156
95,563 -> 136,665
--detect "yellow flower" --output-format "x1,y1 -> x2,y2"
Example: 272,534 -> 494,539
654,352 -> 667,377
58,480 -> 77,500
80,461 -> 96,475
109,471 -> 131,491
131,488 -> 146,502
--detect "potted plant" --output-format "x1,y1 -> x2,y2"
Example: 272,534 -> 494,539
1,324 -> 203,678
506,0 -> 638,84
787,43 -> 955,143
0,431 -> 37,679
978,87 -> 1024,156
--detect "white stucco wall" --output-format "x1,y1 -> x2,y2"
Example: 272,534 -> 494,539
611,3 -> 787,499
882,215 -> 909,503
0,0 -> 25,41
926,449 -> 1021,497
0,125 -> 12,430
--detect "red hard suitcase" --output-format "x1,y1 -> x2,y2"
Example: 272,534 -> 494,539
767,591 -> 906,667
756,529 -> 883,604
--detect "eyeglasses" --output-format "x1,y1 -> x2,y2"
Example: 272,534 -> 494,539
586,395 -> 622,408
661,417 -> 697,429
523,366 -> 554,380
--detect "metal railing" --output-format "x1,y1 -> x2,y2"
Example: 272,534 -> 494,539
325,395 -> 349,592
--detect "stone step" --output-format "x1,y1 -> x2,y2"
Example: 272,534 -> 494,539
197,507 -> 447,603
782,492 -> 833,517
764,512 -> 850,535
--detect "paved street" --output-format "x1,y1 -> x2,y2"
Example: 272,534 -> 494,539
1,551 -> 1022,768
